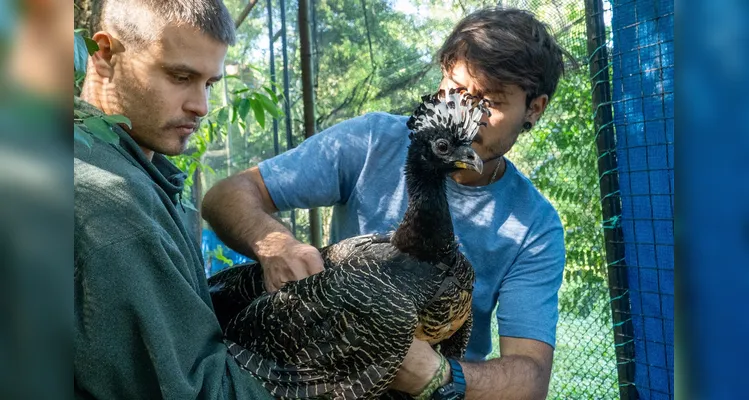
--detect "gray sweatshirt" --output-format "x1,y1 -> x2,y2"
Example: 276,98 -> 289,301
74,98 -> 271,400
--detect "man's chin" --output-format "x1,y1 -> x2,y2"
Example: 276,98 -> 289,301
169,135 -> 193,155
153,142 -> 190,157
162,147 -> 189,157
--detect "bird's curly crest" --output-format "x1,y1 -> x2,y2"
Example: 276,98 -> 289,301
406,87 -> 491,142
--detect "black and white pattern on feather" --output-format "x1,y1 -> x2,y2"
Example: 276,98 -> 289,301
406,87 -> 490,143
224,259 -> 420,400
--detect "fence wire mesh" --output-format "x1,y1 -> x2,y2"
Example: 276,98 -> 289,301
607,0 -> 675,398
499,1 -> 620,398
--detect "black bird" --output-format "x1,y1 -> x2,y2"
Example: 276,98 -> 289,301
208,88 -> 490,399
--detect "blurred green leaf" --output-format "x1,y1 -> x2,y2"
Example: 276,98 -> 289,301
263,87 -> 279,104
216,107 -> 229,127
207,122 -> 215,142
74,32 -> 88,73
210,245 -> 234,267
231,103 -> 238,124
82,117 -> 119,144
237,98 -> 251,120
254,93 -> 281,119
187,161 -> 198,176
84,37 -> 99,55
251,99 -> 265,129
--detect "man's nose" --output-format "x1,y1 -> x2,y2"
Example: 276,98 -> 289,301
185,85 -> 209,117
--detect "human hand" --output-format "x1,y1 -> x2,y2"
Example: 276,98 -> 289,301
254,231 -> 325,292
390,339 -> 451,396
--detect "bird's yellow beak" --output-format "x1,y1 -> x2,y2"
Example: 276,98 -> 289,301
453,148 -> 483,174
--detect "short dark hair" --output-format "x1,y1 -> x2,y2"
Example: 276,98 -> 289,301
439,8 -> 566,105
101,0 -> 236,47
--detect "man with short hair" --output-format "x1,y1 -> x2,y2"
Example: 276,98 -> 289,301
74,1 -> 272,398
203,7 -> 566,400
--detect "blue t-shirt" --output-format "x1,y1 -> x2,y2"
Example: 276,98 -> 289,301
259,112 -> 565,361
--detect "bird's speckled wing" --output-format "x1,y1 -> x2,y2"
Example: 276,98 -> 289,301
226,266 -> 418,399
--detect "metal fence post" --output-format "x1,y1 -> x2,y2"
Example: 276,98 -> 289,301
584,0 -> 638,398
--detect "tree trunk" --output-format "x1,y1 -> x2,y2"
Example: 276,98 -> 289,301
191,166 -> 204,247
74,0 -> 103,34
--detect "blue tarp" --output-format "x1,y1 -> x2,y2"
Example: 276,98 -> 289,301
201,229 -> 252,277
611,0 -> 674,398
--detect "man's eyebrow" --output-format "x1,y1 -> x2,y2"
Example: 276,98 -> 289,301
163,64 -> 223,81
484,92 -> 508,102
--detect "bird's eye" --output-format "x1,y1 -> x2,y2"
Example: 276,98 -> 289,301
435,139 -> 450,154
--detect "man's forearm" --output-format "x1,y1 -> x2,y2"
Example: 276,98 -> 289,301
461,355 -> 550,400
202,171 -> 291,260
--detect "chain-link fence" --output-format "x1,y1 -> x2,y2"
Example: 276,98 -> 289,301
499,1 -> 620,398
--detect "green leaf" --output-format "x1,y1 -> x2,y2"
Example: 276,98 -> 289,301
216,107 -> 229,127
263,87 -> 279,103
232,88 -> 251,95
207,122 -> 215,142
82,117 -> 119,144
251,99 -> 265,129
84,37 -> 99,55
237,98 -> 251,120
212,246 -> 234,267
187,161 -> 198,177
102,114 -> 132,129
231,104 -> 238,124
74,32 -> 88,73
75,71 -> 86,86
254,93 -> 281,118
245,64 -> 265,74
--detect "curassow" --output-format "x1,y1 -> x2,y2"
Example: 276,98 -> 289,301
208,88 -> 490,399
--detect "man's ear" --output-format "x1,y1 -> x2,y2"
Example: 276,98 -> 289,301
90,32 -> 122,79
526,94 -> 549,125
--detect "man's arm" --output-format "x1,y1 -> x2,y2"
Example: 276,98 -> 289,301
461,337 -> 552,399
203,114 -> 373,291
202,166 -> 323,291
391,338 -> 552,400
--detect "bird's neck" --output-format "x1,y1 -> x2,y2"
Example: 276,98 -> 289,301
391,148 -> 456,262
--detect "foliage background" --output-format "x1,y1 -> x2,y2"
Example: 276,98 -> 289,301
75,0 -> 620,398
